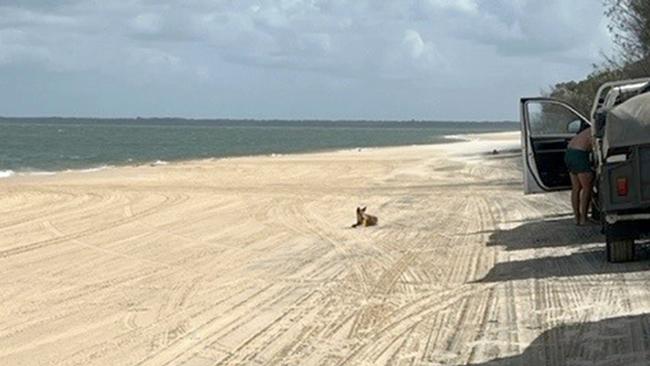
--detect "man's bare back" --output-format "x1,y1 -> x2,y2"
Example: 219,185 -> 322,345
568,128 -> 592,151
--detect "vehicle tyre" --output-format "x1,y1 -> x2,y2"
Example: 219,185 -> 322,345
605,235 -> 635,263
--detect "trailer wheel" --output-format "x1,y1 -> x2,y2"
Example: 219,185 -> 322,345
605,235 -> 635,263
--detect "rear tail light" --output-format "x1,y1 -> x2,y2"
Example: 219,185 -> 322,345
617,177 -> 629,196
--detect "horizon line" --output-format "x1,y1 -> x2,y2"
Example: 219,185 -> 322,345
0,116 -> 518,124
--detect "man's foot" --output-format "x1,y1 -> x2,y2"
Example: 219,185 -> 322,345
577,217 -> 598,226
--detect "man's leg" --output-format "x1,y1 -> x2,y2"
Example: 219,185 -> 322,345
570,173 -> 581,225
577,171 -> 594,225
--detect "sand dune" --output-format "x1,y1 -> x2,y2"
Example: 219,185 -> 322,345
3,132 -> 650,365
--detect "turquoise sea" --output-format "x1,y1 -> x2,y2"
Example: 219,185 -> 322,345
0,118 -> 517,177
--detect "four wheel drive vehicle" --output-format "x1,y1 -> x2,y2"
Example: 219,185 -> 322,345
520,78 -> 650,262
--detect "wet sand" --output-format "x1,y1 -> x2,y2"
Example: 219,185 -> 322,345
2,131 -> 650,365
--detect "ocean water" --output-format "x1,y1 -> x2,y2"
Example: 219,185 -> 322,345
0,118 -> 517,176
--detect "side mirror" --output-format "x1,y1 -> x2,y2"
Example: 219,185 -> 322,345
567,120 -> 582,134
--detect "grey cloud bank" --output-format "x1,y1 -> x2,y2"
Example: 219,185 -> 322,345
0,0 -> 613,120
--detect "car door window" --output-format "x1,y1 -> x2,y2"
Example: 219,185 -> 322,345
526,102 -> 584,136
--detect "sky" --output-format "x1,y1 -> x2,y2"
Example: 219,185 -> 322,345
0,0 -> 614,121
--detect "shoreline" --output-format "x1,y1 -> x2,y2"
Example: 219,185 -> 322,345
0,131 -> 519,181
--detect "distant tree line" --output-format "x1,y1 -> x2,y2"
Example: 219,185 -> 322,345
548,0 -> 650,116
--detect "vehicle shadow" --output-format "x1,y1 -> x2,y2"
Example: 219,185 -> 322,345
485,217 -> 601,251
477,249 -> 650,283
475,216 -> 650,283
468,313 -> 650,366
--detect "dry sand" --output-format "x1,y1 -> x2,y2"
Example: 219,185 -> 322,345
2,131 -> 650,366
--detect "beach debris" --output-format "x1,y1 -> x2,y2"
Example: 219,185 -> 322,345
352,207 -> 378,228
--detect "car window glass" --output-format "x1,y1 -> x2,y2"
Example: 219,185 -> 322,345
527,102 -> 583,136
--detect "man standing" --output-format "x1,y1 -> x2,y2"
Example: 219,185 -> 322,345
564,127 -> 593,225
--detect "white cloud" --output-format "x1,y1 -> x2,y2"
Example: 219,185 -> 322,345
424,0 -> 478,14
130,13 -> 163,35
403,29 -> 425,59
298,32 -> 331,53
128,47 -> 180,67
457,0 -> 612,60
0,29 -> 50,65
0,7 -> 77,28
0,0 -> 617,120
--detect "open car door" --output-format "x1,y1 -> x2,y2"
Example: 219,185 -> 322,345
520,98 -> 591,194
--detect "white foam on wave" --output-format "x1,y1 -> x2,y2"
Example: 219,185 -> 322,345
1,169 -> 58,178
76,166 -> 111,173
0,170 -> 15,178
151,160 -> 169,166
0,166 -> 111,178
24,171 -> 57,176
444,134 -> 475,142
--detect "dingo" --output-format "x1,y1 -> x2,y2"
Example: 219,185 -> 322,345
352,207 -> 378,228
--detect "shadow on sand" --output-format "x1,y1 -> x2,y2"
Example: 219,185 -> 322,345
469,313 -> 650,366
477,249 -> 650,282
486,217 -> 601,251
475,216 -> 650,282
468,213 -> 650,364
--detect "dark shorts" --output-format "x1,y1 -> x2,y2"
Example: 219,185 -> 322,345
564,148 -> 592,174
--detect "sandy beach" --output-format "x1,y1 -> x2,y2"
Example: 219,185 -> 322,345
3,131 -> 650,366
